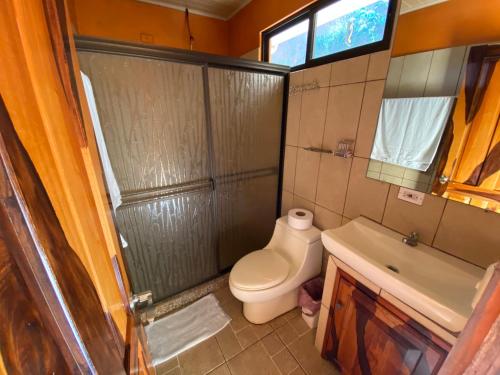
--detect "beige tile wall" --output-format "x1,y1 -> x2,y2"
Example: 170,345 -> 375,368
281,52 -> 500,269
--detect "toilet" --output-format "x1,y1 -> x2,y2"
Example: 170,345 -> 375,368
229,216 -> 322,324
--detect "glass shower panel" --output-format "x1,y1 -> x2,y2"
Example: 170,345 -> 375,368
116,192 -> 215,299
208,68 -> 284,269
79,52 -> 217,301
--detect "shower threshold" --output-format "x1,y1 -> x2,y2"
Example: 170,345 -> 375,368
140,272 -> 230,323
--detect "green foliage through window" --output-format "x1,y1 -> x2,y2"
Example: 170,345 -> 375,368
264,0 -> 393,69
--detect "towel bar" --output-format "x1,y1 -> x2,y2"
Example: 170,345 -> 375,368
303,146 -> 333,154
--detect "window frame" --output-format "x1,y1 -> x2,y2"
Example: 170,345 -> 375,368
261,0 -> 398,71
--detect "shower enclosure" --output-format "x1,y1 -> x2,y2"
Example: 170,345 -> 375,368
77,39 -> 288,302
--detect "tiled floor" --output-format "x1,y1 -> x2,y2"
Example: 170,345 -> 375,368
155,287 -> 338,375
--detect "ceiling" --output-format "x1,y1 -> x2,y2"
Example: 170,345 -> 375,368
400,0 -> 448,14
139,0 -> 449,21
138,0 -> 251,20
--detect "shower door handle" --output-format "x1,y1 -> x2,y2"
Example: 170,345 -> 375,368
129,290 -> 153,312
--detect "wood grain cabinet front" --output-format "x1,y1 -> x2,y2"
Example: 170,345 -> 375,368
322,270 -> 450,375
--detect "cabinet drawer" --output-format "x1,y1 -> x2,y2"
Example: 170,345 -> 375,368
322,271 -> 449,375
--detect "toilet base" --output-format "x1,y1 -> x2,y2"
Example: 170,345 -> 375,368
242,289 -> 298,324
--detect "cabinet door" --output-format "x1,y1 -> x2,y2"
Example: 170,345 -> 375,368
324,276 -> 448,375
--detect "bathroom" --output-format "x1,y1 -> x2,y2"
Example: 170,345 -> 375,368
0,0 -> 499,374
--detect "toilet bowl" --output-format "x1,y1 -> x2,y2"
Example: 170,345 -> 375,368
229,216 -> 322,324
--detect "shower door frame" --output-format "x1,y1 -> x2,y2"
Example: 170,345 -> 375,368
75,36 -> 290,288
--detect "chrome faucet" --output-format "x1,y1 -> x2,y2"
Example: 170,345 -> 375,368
402,231 -> 419,247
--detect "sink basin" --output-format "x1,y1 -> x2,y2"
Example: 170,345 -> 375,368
321,217 -> 485,333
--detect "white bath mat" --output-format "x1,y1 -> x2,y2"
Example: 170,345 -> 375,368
145,293 -> 231,366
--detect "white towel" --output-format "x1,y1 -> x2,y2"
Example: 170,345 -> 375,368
145,294 -> 231,366
370,97 -> 455,171
81,72 -> 128,248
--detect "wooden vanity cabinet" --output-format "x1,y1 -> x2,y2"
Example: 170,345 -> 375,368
322,270 -> 450,375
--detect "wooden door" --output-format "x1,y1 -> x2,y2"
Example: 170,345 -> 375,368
323,273 -> 449,375
0,0 -> 156,372
0,94 -> 125,372
0,92 -> 155,373
0,0 -> 129,342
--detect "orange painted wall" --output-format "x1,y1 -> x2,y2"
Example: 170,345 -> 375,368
67,0 -> 229,55
228,0 -> 500,58
392,0 -> 500,57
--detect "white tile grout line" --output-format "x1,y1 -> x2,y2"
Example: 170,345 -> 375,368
276,334 -> 307,375
351,80 -> 369,158
270,347 -> 300,375
290,77 -> 304,196
380,179 -> 392,223
164,312 -> 317,375
339,77 -> 367,218
431,198 -> 448,246
312,84 -> 333,209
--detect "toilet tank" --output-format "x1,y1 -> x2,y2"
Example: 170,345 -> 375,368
267,217 -> 322,269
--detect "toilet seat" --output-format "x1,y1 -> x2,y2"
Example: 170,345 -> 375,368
230,249 -> 289,291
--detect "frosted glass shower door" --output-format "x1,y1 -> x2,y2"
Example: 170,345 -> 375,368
79,52 -> 217,301
208,68 -> 284,269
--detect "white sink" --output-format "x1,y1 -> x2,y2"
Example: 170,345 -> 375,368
321,217 -> 484,333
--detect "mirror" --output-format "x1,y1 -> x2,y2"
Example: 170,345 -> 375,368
367,44 -> 500,213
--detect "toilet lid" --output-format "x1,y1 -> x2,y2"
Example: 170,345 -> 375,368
230,250 -> 290,291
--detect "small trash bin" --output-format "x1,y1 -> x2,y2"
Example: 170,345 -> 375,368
298,276 -> 324,328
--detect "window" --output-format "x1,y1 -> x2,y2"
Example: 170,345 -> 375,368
269,19 -> 309,67
262,0 -> 396,70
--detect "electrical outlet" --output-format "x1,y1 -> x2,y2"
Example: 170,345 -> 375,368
397,187 -> 425,205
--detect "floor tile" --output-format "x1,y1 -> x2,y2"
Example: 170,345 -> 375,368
228,342 -> 280,375
215,325 -> 243,360
288,331 -> 338,375
276,322 -> 299,345
220,295 -> 242,312
164,367 -> 181,375
208,364 -> 231,375
261,332 -> 285,356
288,315 -> 311,336
213,287 -> 234,306
270,313 -> 290,330
178,337 -> 225,375
289,367 -> 306,375
236,325 -> 259,349
272,348 -> 299,375
283,308 -> 301,321
223,300 -> 250,332
156,356 -> 179,375
251,322 -> 273,339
